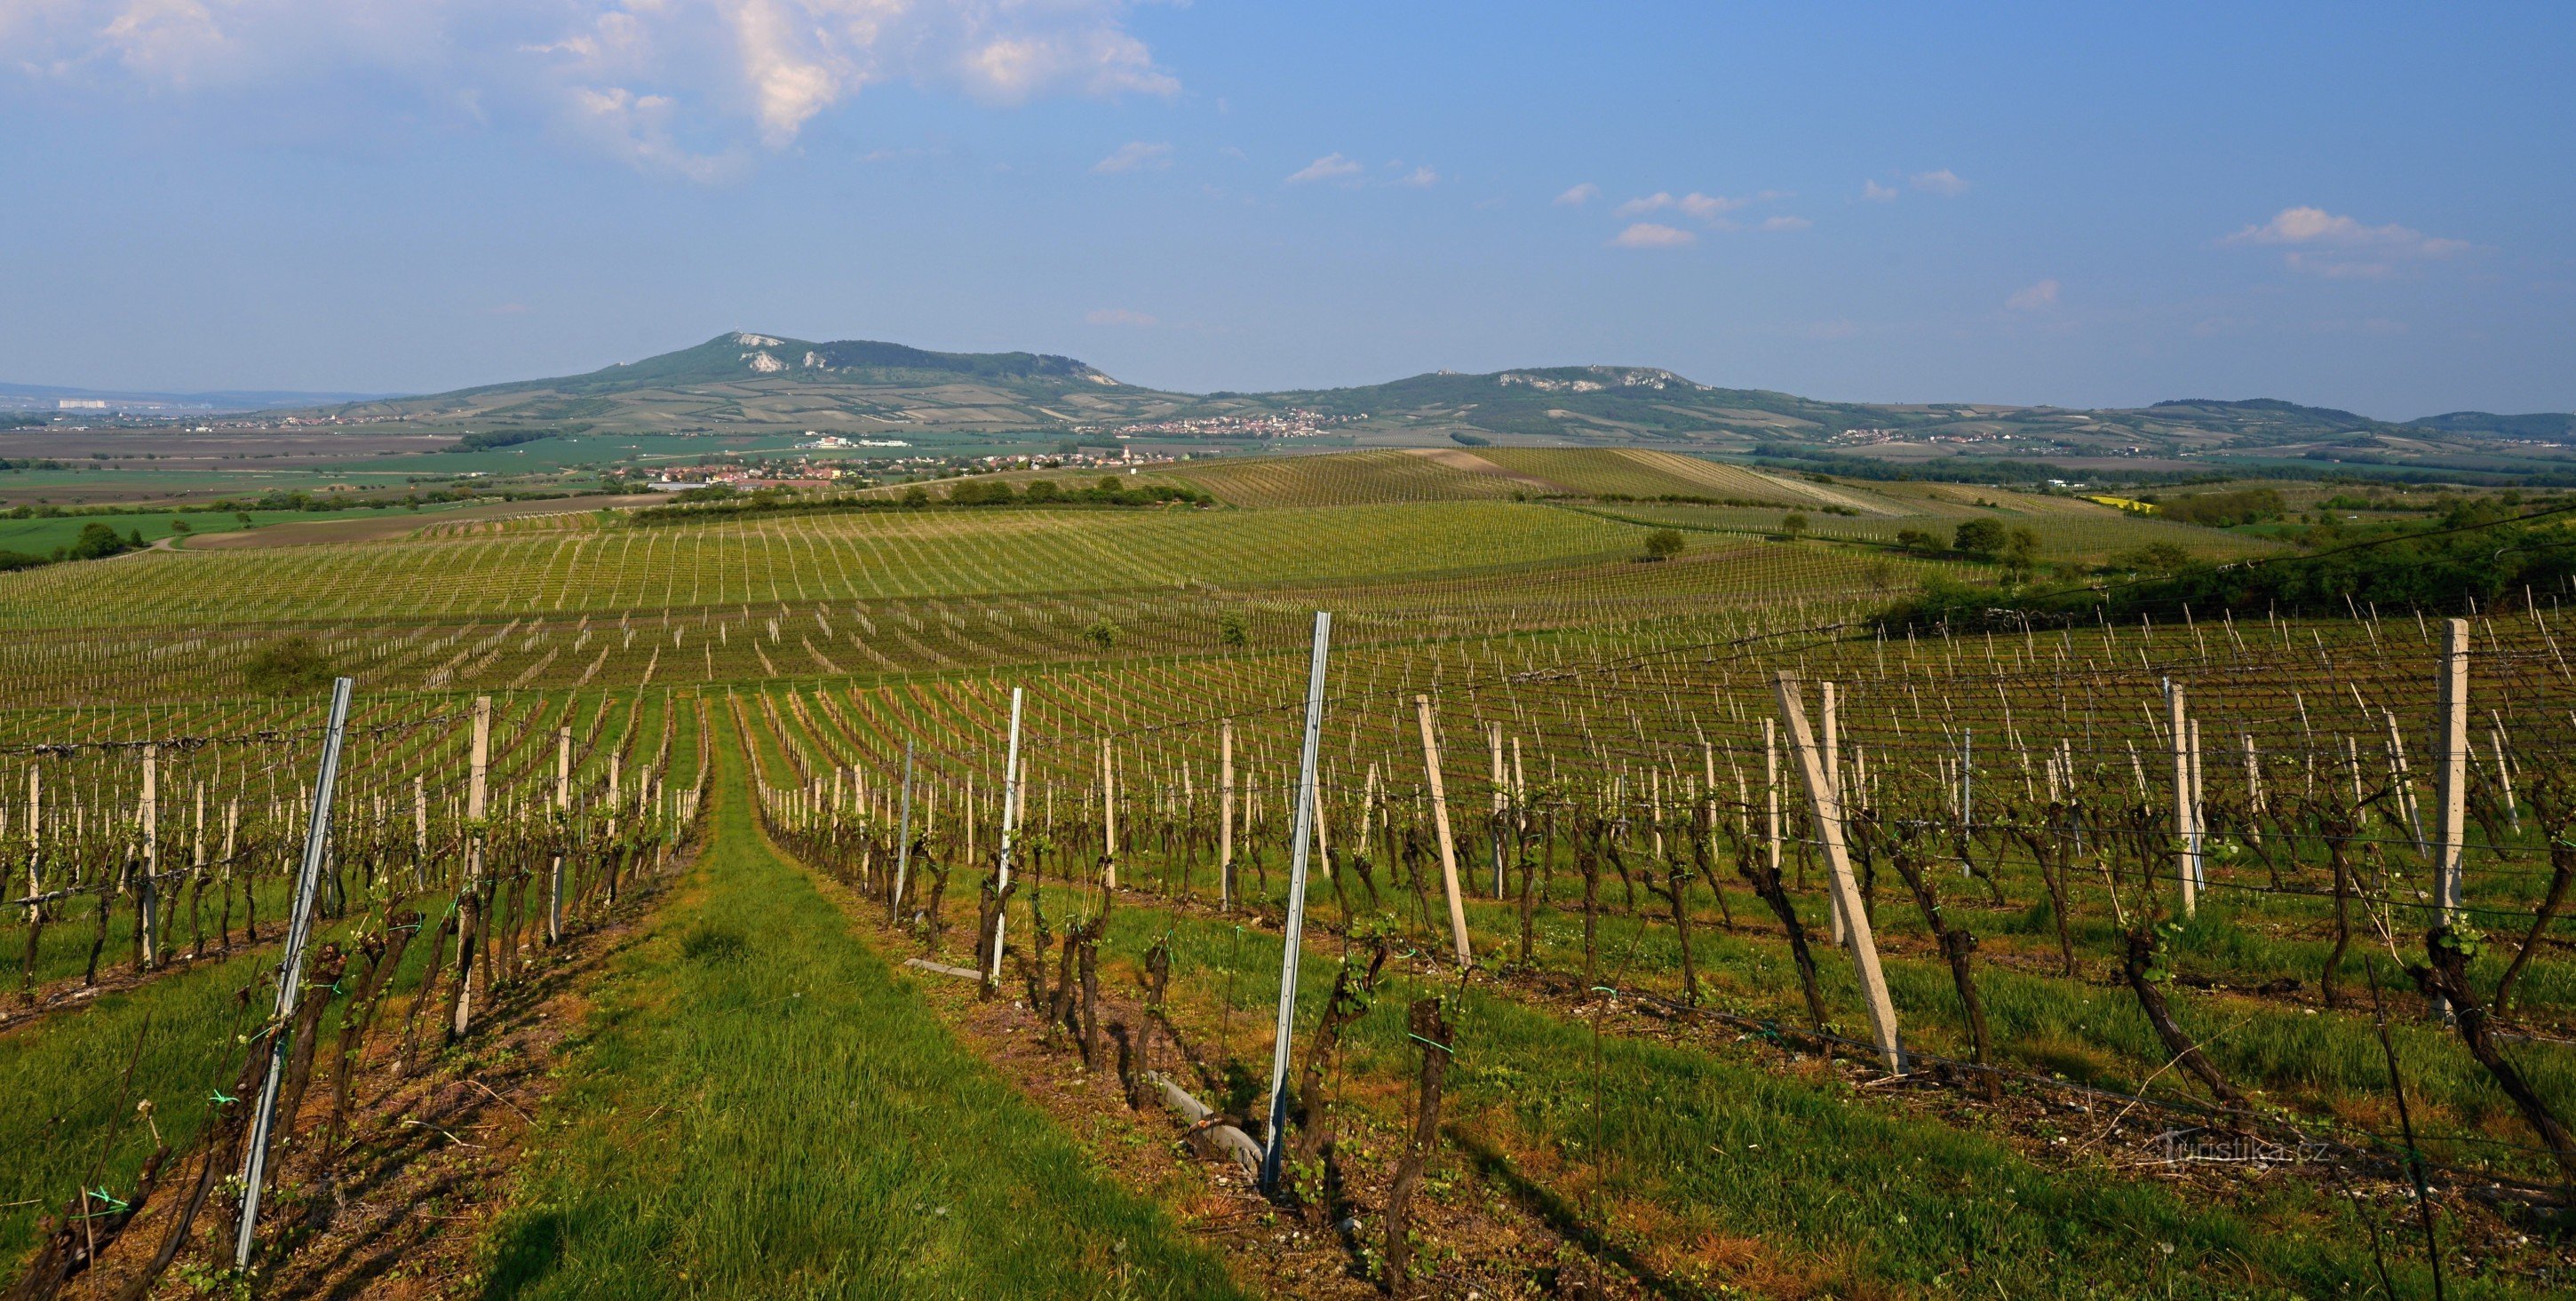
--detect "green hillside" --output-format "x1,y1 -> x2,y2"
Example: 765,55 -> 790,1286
232,333 -> 2576,487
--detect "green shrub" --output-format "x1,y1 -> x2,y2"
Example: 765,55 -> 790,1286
242,636 -> 335,695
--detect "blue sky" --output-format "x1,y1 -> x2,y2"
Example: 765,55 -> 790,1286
2,2 -> 2569,417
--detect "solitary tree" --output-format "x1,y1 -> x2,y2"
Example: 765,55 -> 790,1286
1642,528 -> 1685,561
1953,518 -> 2008,559
1780,512 -> 1810,540
2000,527 -> 2041,583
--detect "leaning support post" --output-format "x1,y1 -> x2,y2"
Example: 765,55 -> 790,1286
1260,612 -> 1333,1194
1775,671 -> 1904,1072
235,676 -> 355,1269
1414,694 -> 1474,966
988,687 -> 1025,982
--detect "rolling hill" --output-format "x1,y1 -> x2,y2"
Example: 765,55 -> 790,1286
319,331 -> 1190,435
266,332 -> 2576,482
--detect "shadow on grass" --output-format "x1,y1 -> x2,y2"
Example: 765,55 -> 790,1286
1446,1125 -> 1698,1301
480,1210 -> 565,1300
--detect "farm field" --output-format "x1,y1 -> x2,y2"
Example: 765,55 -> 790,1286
2,448 -> 2570,1297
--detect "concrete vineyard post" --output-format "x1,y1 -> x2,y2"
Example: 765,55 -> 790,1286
1260,612 -> 1332,1194
891,742 -> 915,918
1490,723 -> 1507,898
2435,618 -> 2469,923
1775,671 -> 1904,1072
22,766 -> 36,918
453,696 -> 490,1040
139,743 -> 158,968
2166,679 -> 2197,917
235,676 -> 355,1269
990,687 -> 1024,982
2187,718 -> 2205,893
1220,718 -> 1236,909
1822,684 -> 1847,943
1414,694 -> 1473,966
1101,735 -> 1117,891
550,726 -> 569,944
1763,718 -> 1782,882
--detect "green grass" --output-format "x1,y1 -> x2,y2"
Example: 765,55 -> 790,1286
0,504 -> 419,554
479,719 -> 1244,1299
0,898 -> 451,1269
1046,892 -> 2502,1297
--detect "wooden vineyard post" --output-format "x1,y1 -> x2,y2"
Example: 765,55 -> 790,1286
235,676 -> 354,1268
549,726 -> 569,944
1260,612 -> 1332,1194
1775,672 -> 1904,1072
412,774 -> 427,886
1414,694 -> 1474,967
1101,736 -> 1118,891
2166,678 -> 2198,917
139,743 -> 159,968
2435,618 -> 2469,923
451,696 -> 490,1042
989,687 -> 1025,983
891,741 -> 915,920
1220,718 -> 1236,909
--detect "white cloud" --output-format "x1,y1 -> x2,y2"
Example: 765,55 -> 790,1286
4,2 -> 1177,178
2006,279 -> 2061,311
1911,169 -> 1969,196
1760,215 -> 1811,232
561,84 -> 744,183
1093,140 -> 1172,174
1394,164 -> 1440,187
1285,152 -> 1362,185
1862,179 -> 1898,202
1085,307 -> 1157,326
1554,182 -> 1600,206
1618,190 -> 1763,222
1610,222 -> 1694,250
2222,206 -> 2469,277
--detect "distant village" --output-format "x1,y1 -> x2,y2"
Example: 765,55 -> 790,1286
1076,408 -> 1360,440
639,437 -> 1200,493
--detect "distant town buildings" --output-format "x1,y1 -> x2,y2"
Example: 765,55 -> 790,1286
1077,408 -> 1360,440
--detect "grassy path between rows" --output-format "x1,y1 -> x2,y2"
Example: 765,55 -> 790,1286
479,715 -> 1244,1298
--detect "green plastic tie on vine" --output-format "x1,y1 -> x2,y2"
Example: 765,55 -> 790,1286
83,1187 -> 131,1215
210,1090 -> 237,1105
